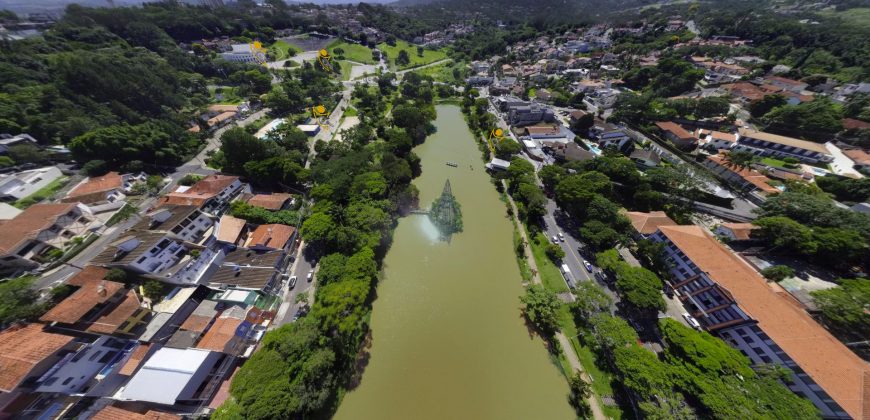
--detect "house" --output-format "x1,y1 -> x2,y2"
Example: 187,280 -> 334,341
0,166 -> 63,202
714,222 -> 758,242
219,44 -> 265,64
734,128 -> 833,164
34,335 -> 135,395
166,300 -> 219,350
763,76 -> 808,94
466,76 -> 494,86
246,193 -> 295,211
215,214 -> 247,245
624,211 -> 677,238
0,133 -> 38,154
0,324 -> 76,395
703,153 -> 779,203
39,266 -> 139,332
135,204 -> 214,243
92,231 -> 188,276
158,174 -> 243,215
138,286 -> 212,345
590,123 -> 633,153
655,122 -> 696,149
485,158 -> 511,171
119,347 -> 223,405
525,125 -> 575,143
195,306 -> 251,356
629,149 -> 661,168
246,223 -> 297,252
695,129 -> 737,151
542,141 -> 596,162
204,248 -> 288,293
62,172 -> 145,205
207,112 -> 236,128
0,203 -> 94,274
568,110 -> 588,126
651,225 -> 870,419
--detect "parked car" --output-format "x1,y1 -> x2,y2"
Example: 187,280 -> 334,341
583,260 -> 593,272
306,270 -> 314,282
288,275 -> 297,289
682,312 -> 702,330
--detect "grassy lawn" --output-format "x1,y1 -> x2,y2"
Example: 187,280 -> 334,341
327,41 -> 376,64
529,232 -> 570,293
410,60 -> 462,83
377,40 -> 448,70
208,85 -> 244,105
343,106 -> 358,117
13,177 -> 68,209
268,40 -> 301,61
336,60 -> 356,81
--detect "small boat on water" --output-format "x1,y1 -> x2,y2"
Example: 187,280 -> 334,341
446,161 -> 458,167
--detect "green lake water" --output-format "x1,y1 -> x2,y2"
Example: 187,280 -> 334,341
334,105 -> 574,420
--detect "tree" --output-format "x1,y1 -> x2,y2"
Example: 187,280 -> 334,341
544,242 -> 565,262
568,371 -> 592,417
763,97 -> 843,137
416,46 -> 424,57
749,94 -> 788,118
752,216 -> 816,254
580,220 -> 622,249
723,150 -> 757,170
0,276 -> 46,325
760,265 -> 795,282
143,280 -> 164,301
570,282 -> 613,323
105,268 -> 127,282
587,313 -> 638,354
494,138 -> 522,159
396,49 -> 411,67
520,285 -> 561,336
570,112 -> 594,134
539,164 -> 566,191
615,266 -> 665,313
811,279 -> 870,334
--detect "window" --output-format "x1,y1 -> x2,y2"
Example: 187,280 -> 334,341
136,256 -> 147,264
62,377 -> 74,385
87,351 -> 103,362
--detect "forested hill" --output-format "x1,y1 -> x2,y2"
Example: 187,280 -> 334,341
0,2 -> 308,171
391,0 -> 658,22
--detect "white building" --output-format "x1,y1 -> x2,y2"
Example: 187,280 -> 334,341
0,133 -> 38,154
0,166 -> 63,201
137,205 -> 214,243
93,231 -> 189,276
62,171 -> 146,205
651,225 -> 869,419
219,44 -> 265,64
119,347 -> 222,405
36,336 -> 134,395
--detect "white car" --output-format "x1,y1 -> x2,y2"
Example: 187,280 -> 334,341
557,232 -> 565,242
583,260 -> 593,272
306,270 -> 314,282
552,235 -> 559,243
288,276 -> 297,289
682,312 -> 702,330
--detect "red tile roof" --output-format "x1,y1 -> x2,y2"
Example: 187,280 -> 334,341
707,154 -> 779,194
118,343 -> 151,376
843,118 -> 870,130
246,193 -> 293,210
719,222 -> 757,240
216,215 -> 246,244
85,290 -> 142,334
91,406 -> 181,420
843,148 -> 870,165
0,324 -> 74,392
658,225 -> 870,420
248,223 -> 295,250
63,172 -> 123,203
655,121 -> 693,140
625,211 -> 678,235
158,175 -> 239,208
0,203 -> 78,254
65,265 -> 109,287
39,278 -> 125,324
196,317 -> 242,353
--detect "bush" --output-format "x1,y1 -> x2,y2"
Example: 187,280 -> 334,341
143,280 -> 165,301
179,174 -> 204,186
82,159 -> 108,176
760,265 -> 795,282
105,268 -> 127,282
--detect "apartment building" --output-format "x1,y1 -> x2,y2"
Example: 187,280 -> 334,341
735,128 -> 834,164
651,225 -> 869,419
158,174 -> 243,216
136,204 -> 214,243
92,231 -> 188,275
62,171 -> 146,205
0,166 -> 63,201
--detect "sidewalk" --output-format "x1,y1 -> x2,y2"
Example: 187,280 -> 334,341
502,180 -> 607,420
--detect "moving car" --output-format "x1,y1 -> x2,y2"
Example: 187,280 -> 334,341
307,270 -> 314,282
583,260 -> 593,272
288,275 -> 297,289
557,232 -> 565,242
682,312 -> 702,330
551,235 -> 559,243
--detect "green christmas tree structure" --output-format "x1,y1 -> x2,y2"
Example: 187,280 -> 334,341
429,179 -> 463,240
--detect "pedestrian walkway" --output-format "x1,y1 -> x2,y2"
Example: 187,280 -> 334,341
501,180 -> 607,420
